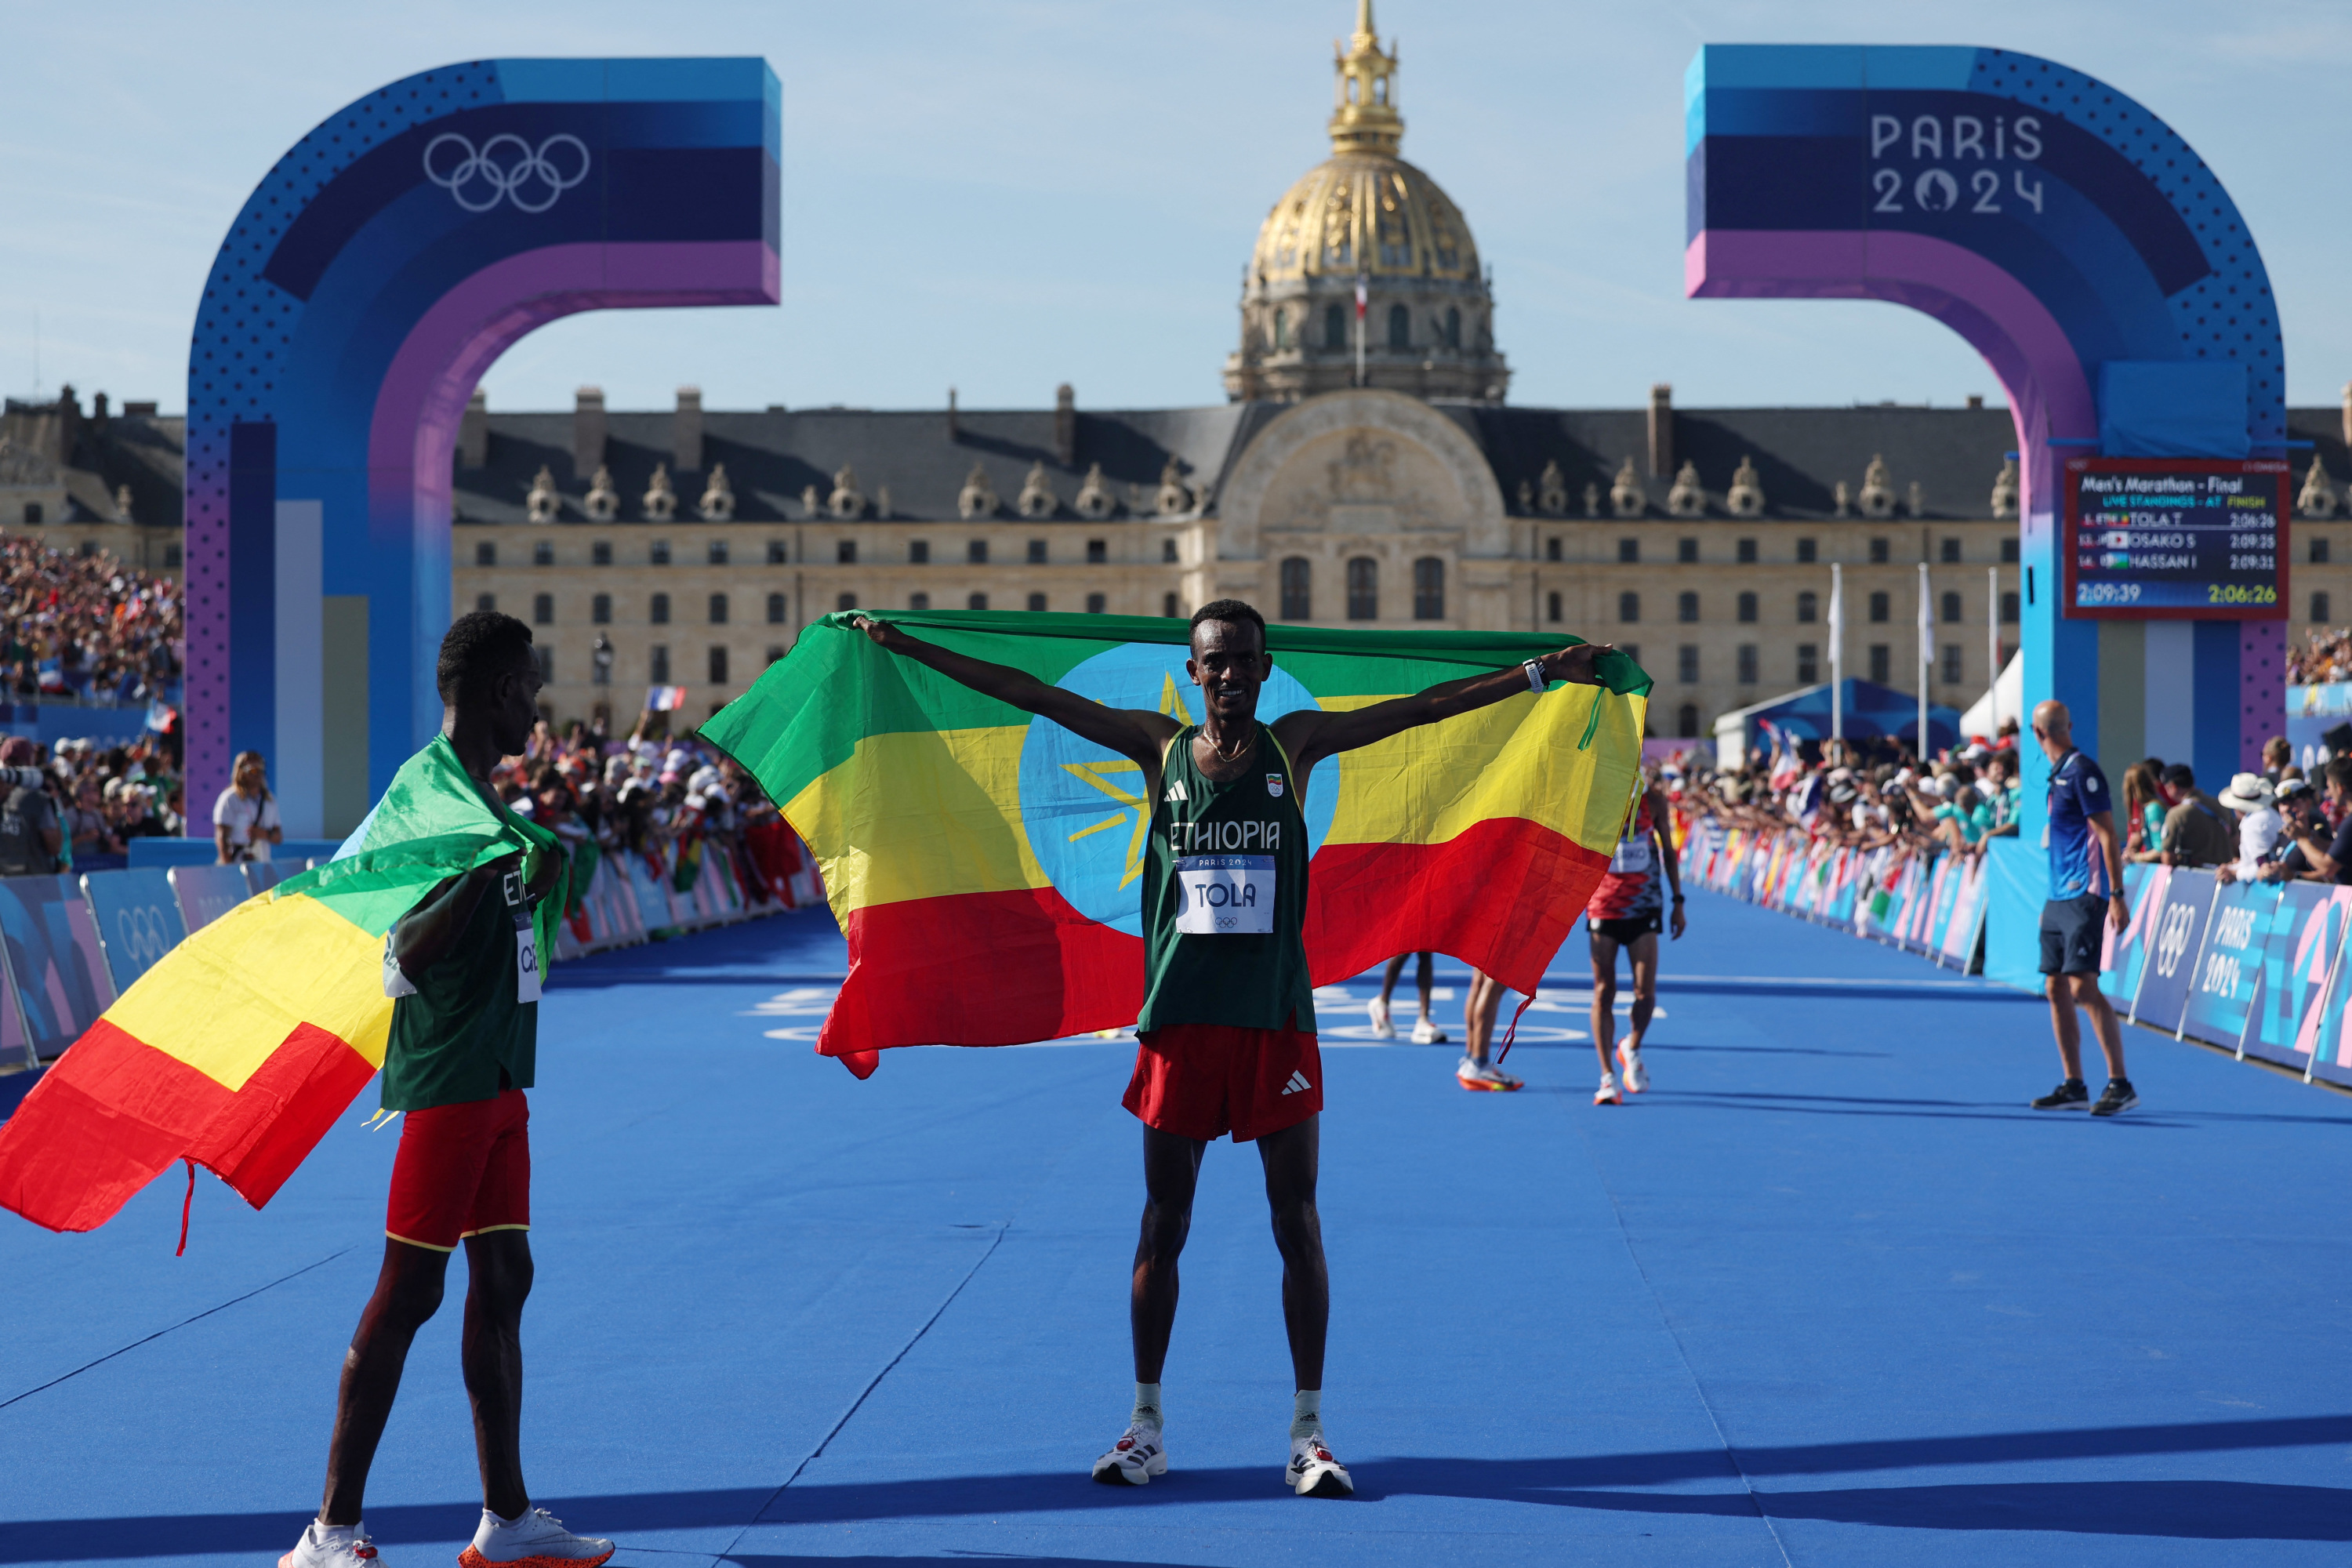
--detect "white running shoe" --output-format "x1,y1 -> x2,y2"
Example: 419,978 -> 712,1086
1617,1044 -> 1650,1094
1595,1070 -> 1621,1106
1091,1422 -> 1167,1486
459,1507 -> 614,1568
1410,1019 -> 1450,1045
280,1521 -> 381,1568
1456,1056 -> 1523,1092
1367,997 -> 1394,1038
1286,1432 -> 1355,1497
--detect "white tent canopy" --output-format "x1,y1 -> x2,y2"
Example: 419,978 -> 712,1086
1961,650 -> 2024,741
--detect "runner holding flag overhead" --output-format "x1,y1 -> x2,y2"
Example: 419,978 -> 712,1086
851,600 -> 1610,1499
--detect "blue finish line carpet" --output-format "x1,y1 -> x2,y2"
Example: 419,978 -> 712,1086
2,889 -> 2348,1566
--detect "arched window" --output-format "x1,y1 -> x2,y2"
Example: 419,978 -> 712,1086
1274,310 -> 1292,351
532,593 -> 554,626
1163,593 -> 1180,619
1618,591 -> 1641,624
1796,590 -> 1817,623
967,592 -> 989,611
708,593 -> 728,625
649,593 -> 670,625
765,592 -> 786,623
909,592 -> 930,611
1388,303 -> 1410,350
1443,307 -> 1461,349
1678,591 -> 1699,623
1280,557 -> 1312,621
1346,557 -> 1378,621
1325,302 -> 1348,350
1677,703 -> 1700,739
1737,591 -> 1759,624
592,593 -> 612,625
1546,590 -> 1562,624
1940,590 -> 1963,624
1412,557 -> 1444,620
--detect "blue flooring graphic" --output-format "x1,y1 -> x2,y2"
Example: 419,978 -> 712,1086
2,891 -> 2348,1565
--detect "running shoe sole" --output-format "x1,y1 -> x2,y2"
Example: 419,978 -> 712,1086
459,1550 -> 614,1568
2089,1092 -> 2140,1117
1457,1073 -> 1522,1092
1091,1446 -> 1168,1486
1617,1048 -> 1649,1094
1297,1466 -> 1354,1498
1594,1090 -> 1621,1105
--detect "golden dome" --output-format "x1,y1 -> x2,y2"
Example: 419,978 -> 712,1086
1246,0 -> 1482,287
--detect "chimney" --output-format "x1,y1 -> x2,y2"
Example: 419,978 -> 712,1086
946,387 -> 959,440
673,386 -> 703,473
1965,394 -> 1984,410
1054,383 -> 1076,468
573,387 -> 606,475
1647,383 -> 1673,477
459,388 -> 488,468
93,391 -> 110,426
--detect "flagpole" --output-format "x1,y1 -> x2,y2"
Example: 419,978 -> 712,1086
1987,564 -> 2001,733
1354,270 -> 1368,389
1917,561 -> 1932,764
1829,562 -> 1844,751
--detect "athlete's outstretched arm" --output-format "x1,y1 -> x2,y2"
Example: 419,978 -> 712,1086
854,617 -> 1175,771
1276,643 -> 1611,775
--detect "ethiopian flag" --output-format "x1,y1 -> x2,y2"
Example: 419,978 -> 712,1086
702,611 -> 1650,1076
0,736 -> 560,1233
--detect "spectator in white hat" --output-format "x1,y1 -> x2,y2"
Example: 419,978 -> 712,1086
2216,771 -> 2281,881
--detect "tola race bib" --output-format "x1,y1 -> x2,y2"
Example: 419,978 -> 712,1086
1174,854 -> 1276,935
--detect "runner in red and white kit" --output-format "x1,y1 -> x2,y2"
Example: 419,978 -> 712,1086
1587,770 -> 1683,1105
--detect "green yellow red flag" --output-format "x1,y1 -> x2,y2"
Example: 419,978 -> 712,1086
702,610 -> 1651,1076
0,735 -> 560,1233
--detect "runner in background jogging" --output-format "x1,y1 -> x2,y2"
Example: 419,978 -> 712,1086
1367,952 -> 1447,1044
1587,767 -> 1684,1106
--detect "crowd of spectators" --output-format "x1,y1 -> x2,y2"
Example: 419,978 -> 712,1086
2287,628 -> 2352,687
1666,726 -> 2027,862
0,539 -> 182,706
485,713 -> 807,909
0,730 -> 184,876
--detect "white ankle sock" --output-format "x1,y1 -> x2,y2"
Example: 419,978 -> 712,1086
1290,1388 -> 1322,1441
1134,1381 -> 1163,1429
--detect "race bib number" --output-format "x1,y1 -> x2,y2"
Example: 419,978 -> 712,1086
383,935 -> 416,1000
506,871 -> 542,1004
1174,854 -> 1275,935
1610,837 -> 1652,874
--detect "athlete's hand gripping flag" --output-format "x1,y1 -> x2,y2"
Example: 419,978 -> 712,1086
702,610 -> 1651,1076
0,737 -> 564,1234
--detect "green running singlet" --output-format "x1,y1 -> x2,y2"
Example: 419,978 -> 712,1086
1137,724 -> 1316,1034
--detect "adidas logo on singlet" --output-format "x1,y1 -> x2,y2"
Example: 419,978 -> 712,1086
1165,779 -> 1188,803
1280,1070 -> 1312,1096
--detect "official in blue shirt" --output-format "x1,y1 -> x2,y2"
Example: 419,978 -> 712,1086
2028,700 -> 2136,1116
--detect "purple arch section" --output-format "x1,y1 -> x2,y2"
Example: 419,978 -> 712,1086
184,59 -> 781,836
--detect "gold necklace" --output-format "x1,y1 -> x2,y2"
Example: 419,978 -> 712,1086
1206,721 -> 1254,763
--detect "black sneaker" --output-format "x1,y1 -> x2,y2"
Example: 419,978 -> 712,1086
2031,1080 -> 2090,1110
2089,1079 -> 2139,1117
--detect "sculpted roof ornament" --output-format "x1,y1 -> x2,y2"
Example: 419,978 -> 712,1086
698,463 -> 735,522
1857,453 -> 1896,520
829,464 -> 866,521
1073,463 -> 1115,520
1667,459 -> 1706,517
1610,456 -> 1645,518
2298,456 -> 2338,520
642,463 -> 677,522
1156,457 -> 1192,518
583,464 -> 619,522
1017,460 -> 1058,519
958,462 -> 998,520
1990,456 -> 2020,519
1537,459 -> 1569,517
526,464 -> 561,524
1726,455 -> 1764,518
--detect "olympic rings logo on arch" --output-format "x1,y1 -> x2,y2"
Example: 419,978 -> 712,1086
422,132 -> 591,214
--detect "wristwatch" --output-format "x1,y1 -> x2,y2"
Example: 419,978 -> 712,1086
1523,658 -> 1548,693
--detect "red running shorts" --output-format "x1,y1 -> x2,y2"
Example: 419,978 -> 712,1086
1124,1017 -> 1322,1142
385,1087 -> 531,1251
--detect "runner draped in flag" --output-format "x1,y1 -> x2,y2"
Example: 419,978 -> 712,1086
1586,767 -> 1684,1106
283,612 -> 612,1568
851,600 -> 1610,1500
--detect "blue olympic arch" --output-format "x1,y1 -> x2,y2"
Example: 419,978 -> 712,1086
184,58 -> 781,836
1685,45 -> 2285,822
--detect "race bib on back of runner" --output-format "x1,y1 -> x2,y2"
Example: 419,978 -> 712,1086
382,934 -> 417,999
506,871 -> 543,1004
1174,854 -> 1275,935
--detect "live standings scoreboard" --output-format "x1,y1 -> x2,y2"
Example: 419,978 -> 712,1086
2062,459 -> 2290,620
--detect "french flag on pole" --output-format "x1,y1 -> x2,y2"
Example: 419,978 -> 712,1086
646,684 -> 690,712
1355,271 -> 1368,320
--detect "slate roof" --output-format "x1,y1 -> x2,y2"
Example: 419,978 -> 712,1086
0,401 -> 185,528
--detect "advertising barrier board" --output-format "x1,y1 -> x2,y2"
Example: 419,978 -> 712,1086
82,868 -> 189,995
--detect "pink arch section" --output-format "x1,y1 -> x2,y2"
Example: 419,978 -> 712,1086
1686,229 -> 2094,524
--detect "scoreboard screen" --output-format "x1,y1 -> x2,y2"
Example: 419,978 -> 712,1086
2062,458 -> 2290,620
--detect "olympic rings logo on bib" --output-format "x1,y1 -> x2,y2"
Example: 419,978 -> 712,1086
423,132 -> 591,213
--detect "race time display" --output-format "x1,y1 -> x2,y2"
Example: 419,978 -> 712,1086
2062,458 -> 2290,619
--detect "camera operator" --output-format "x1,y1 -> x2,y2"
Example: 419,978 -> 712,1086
0,737 -> 62,877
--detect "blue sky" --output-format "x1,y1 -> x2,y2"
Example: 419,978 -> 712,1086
5,0 -> 2346,417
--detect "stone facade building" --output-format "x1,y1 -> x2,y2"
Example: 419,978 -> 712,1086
9,0 -> 2351,746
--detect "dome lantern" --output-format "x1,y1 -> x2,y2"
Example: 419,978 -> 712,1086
1329,0 -> 1403,157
